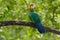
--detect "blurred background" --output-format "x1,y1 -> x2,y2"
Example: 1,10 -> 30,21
0,0 -> 60,40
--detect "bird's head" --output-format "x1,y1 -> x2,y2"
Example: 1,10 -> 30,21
30,4 -> 34,9
30,4 -> 34,12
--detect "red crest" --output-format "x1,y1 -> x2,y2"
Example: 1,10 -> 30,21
30,4 -> 34,9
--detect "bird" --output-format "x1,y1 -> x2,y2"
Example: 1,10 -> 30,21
29,4 -> 45,33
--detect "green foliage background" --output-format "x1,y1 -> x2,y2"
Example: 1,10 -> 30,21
0,0 -> 60,40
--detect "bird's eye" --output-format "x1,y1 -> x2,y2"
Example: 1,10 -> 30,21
30,4 -> 34,9
30,6 -> 34,9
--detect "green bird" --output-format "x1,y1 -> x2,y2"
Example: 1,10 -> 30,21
29,4 -> 45,33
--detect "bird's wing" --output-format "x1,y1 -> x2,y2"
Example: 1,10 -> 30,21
29,12 -> 41,23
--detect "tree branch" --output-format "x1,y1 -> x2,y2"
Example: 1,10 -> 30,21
0,21 -> 60,35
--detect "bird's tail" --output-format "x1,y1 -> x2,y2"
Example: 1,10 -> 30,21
36,23 -> 45,33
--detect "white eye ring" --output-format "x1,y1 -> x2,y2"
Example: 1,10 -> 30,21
31,6 -> 34,9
